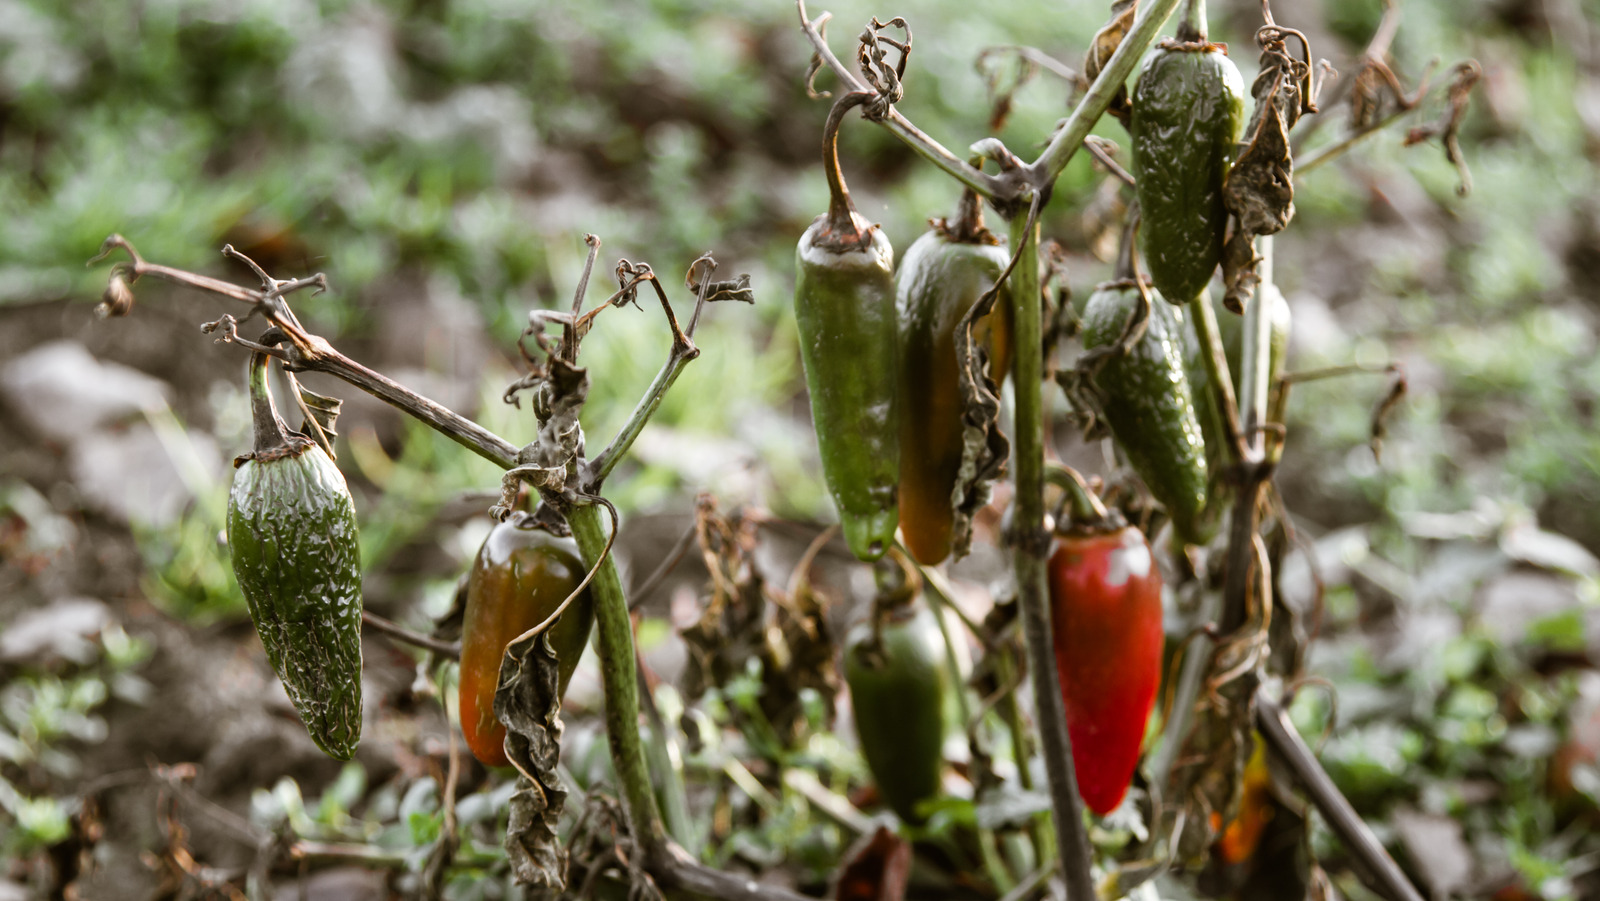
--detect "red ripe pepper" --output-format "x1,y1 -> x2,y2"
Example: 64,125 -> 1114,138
1048,525 -> 1164,815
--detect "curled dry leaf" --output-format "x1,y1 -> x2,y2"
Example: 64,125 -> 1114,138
1403,61 -> 1483,197
1368,365 -> 1408,462
98,270 -> 136,318
857,17 -> 911,119
493,351 -> 590,518
1170,674 -> 1258,861
1171,541 -> 1274,861
951,280 -> 1010,561
292,379 -> 343,461
1083,0 -> 1138,122
976,46 -> 1068,133
679,497 -> 767,703
1222,23 -> 1324,311
680,498 -> 839,745
495,629 -> 570,890
687,258 -> 756,305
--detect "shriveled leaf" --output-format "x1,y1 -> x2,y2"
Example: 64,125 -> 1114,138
689,273 -> 756,305
1223,23 -> 1323,310
1402,61 -> 1482,197
950,282 -> 1010,561
1168,672 -> 1257,862
1083,1 -> 1138,120
679,498 -> 768,703
832,826 -> 911,901
775,564 -> 842,734
97,270 -> 136,318
977,47 -> 1037,132
493,356 -> 591,518
495,629 -> 570,891
293,380 -> 343,461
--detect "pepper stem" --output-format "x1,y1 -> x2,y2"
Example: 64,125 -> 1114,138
1044,462 -> 1113,528
1113,205 -> 1139,282
245,349 -> 299,460
821,91 -> 875,244
940,186 -> 997,245
1177,0 -> 1208,43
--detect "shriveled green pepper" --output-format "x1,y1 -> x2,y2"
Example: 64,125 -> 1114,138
228,350 -> 364,759
795,91 -> 899,561
1082,281 -> 1212,544
1130,16 -> 1245,305
896,188 -> 1013,566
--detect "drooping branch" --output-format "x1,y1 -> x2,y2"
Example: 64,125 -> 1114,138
94,232 -> 817,900
89,235 -> 520,469
1254,685 -> 1425,901
362,611 -> 461,659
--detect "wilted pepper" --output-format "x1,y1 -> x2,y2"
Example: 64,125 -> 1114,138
895,188 -> 1013,566
1130,7 -> 1245,305
227,349 -> 364,760
458,512 -> 595,767
794,91 -> 900,561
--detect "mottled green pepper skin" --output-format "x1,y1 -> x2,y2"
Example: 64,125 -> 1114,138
228,443 -> 364,760
1083,285 -> 1212,544
1131,46 -> 1245,304
795,214 -> 899,561
844,605 -> 948,824
895,230 -> 1013,566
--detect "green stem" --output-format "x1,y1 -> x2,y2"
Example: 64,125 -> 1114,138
1186,293 -> 1246,464
568,503 -> 667,857
921,571 -> 1016,894
994,645 -> 1050,868
1007,212 -> 1097,901
1178,0 -> 1207,43
637,653 -> 698,853
1043,462 -> 1109,527
920,575 -> 974,729
1148,587 -> 1220,790
1240,237 -> 1274,457
587,345 -> 694,487
1031,0 -> 1185,188
1222,237 -> 1273,635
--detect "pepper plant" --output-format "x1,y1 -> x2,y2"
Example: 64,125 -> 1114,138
79,0 -> 1485,896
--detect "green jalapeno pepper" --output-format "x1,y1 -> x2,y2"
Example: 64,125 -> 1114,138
844,601 -> 949,823
795,91 -> 900,561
